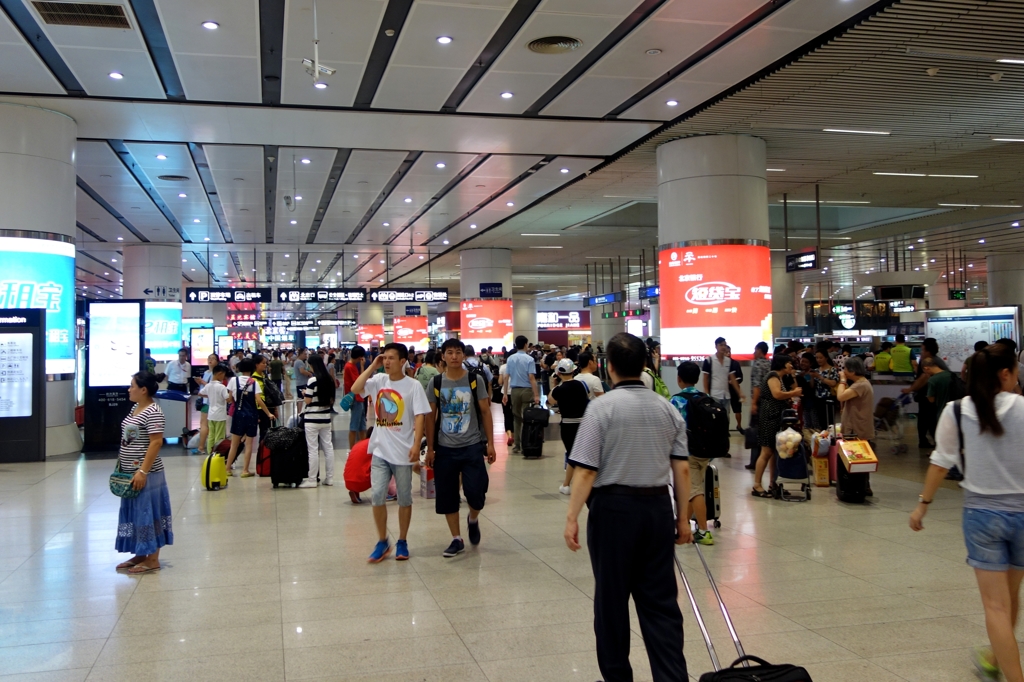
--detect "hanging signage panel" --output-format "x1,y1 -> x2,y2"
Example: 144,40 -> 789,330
479,283 -> 503,299
392,316 -> 429,348
659,244 -> 772,361
276,288 -> 366,303
461,299 -> 513,350
584,292 -> 623,307
369,288 -> 448,303
537,311 -> 591,330
0,237 -> 76,374
638,285 -> 660,300
785,250 -> 818,272
185,287 -> 272,303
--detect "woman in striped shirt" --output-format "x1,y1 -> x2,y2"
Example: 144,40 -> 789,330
115,371 -> 173,574
300,354 -> 337,488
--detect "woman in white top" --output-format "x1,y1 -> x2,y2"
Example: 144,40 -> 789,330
911,343 -> 1024,682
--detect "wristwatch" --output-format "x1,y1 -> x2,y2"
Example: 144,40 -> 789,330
918,495 -> 932,504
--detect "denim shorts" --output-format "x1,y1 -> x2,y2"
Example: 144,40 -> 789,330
349,400 -> 367,432
963,507 -> 1024,571
370,455 -> 413,507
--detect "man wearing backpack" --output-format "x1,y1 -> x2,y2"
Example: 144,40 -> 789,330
425,339 -> 496,557
671,361 -> 730,545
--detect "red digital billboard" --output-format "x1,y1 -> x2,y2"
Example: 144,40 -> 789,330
356,324 -> 386,345
659,244 -> 772,361
460,299 -> 513,351
392,316 -> 429,348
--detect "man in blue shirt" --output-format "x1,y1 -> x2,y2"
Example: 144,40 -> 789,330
502,335 -> 540,455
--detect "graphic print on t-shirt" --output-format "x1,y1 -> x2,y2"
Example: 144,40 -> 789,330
440,387 -> 473,435
122,423 -> 141,448
375,387 -> 405,428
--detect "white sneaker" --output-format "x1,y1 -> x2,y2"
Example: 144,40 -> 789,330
559,485 -> 571,495
298,480 -> 318,488
322,477 -> 334,487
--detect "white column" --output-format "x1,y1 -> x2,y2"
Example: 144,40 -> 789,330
358,302 -> 384,325
770,251 -> 799,336
928,281 -> 966,310
987,255 -> 1024,307
648,302 -> 660,338
123,244 -> 182,301
460,248 -> 512,300
513,296 -> 537,344
0,104 -> 79,457
589,314 -> 622,350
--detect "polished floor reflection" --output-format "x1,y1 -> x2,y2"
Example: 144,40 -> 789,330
0,409 -> 1001,682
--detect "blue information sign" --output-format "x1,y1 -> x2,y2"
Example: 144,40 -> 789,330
584,291 -> 623,307
479,283 -> 503,299
638,285 -> 660,300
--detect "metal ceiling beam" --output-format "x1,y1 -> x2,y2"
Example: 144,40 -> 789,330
130,0 -> 186,100
0,0 -> 84,95
259,0 -> 286,105
79,251 -> 123,275
353,0 -> 414,109
264,145 -> 279,243
76,177 -> 150,243
76,221 -> 106,242
306,149 -> 352,244
108,140 -> 190,242
316,252 -> 343,283
188,143 -> 233,244
345,151 -> 421,244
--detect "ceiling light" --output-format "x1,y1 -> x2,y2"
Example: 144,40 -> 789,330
104,272 -> 109,275
284,254 -> 289,257
403,197 -> 412,203
828,258 -> 834,262
521,233 -> 558,237
470,224 -> 477,229
1013,222 -> 1020,227
193,219 -> 200,223
437,36 -> 452,44
436,162 -> 446,169
182,259 -> 187,262
873,172 -> 925,177
985,204 -> 1023,208
997,58 -> 1024,64
178,193 -> 187,198
316,259 -> 321,263
314,82 -> 329,90
203,237 -> 210,241
931,259 -> 936,263
530,246 -> 563,249
311,268 -> 316,272
108,72 -> 123,80
379,279 -> 384,283
336,272 -> 341,276
646,49 -> 662,55
295,195 -> 302,201
116,237 -> 123,241
918,238 -> 924,242
379,259 -> 385,264
979,239 -> 986,243
992,137 -> 1024,142
766,168 -> 785,172
969,263 -> 974,267
368,269 -> 373,273
111,258 -> 117,262
939,203 -> 981,207
666,100 -> 678,107
908,246 -> 914,250
500,92 -> 513,99
419,256 -> 424,259
442,240 -> 449,245
506,202 -> 514,207
559,168 -> 570,174
353,254 -> 358,258
929,174 -> 978,178
823,128 -> 890,135
155,154 -> 167,160
290,220 -> 297,225
202,21 -> 219,29
300,158 -> 310,164
191,268 -> 195,272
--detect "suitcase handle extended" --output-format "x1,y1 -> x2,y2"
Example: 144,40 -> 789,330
674,544 -> 748,672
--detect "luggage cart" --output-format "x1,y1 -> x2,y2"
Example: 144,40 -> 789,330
772,408 -> 811,501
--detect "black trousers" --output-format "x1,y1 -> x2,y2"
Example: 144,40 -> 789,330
587,491 -> 687,682
917,397 -> 936,447
560,422 -> 580,462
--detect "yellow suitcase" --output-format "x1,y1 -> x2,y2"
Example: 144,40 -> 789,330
202,454 -> 228,490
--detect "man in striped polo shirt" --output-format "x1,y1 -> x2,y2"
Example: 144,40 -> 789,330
564,332 -> 692,682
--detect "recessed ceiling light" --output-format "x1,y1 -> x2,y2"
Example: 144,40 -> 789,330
560,168 -> 569,173
436,162 -> 446,169
116,236 -> 123,241
997,58 -> 1024,64
382,222 -> 390,227
1013,222 -> 1020,227
442,240 -> 449,245
521,233 -> 558,237
104,272 -> 109,275
931,259 -> 936,262
506,202 -> 514,207
470,224 -> 477,229
204,237 -> 210,241
353,254 -> 358,258
192,218 -> 200,223
182,259 -> 187,262
929,174 -> 978,178
111,258 -> 117,262
368,269 -> 373,273
284,254 -> 290,257
300,158 -> 310,165
824,128 -> 890,135
379,259 -> 385,264
917,238 -> 924,242
666,100 -> 678,107
645,49 -> 662,55
290,220 -> 297,225
500,92 -> 513,99
178,193 -> 187,198
979,239 -> 986,243
530,246 -> 563,249
316,260 -> 321,263
437,36 -> 452,44
939,203 -> 981,207
314,82 -> 328,89
155,154 -> 167,160
109,72 -> 123,80
908,245 -> 914,250
419,255 -> 424,259
336,272 -> 341,276
379,279 -> 384,283
202,21 -> 219,29
311,268 -> 316,272
873,172 -> 925,177
404,197 -> 412,203
191,268 -> 195,271
295,195 -> 302,201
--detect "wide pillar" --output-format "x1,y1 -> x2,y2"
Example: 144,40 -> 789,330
648,302 -> 660,338
460,248 -> 514,351
460,248 -> 512,300
0,104 -> 80,456
358,302 -> 384,325
771,251 -> 800,336
928,281 -> 966,310
590,314 -> 622,351
123,244 -> 182,301
656,134 -> 771,360
987,255 -> 1024,307
513,296 -> 537,345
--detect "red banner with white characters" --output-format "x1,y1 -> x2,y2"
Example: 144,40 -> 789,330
659,244 -> 772,361
392,316 -> 429,349
356,324 -> 385,345
460,299 -> 513,351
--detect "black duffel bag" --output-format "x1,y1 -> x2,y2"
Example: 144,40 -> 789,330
699,656 -> 811,682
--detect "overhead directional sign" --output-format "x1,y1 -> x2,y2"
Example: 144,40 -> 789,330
479,283 -> 503,299
268,319 -> 321,329
369,287 -> 449,303
186,287 -> 272,303
276,288 -> 366,303
786,250 -> 818,273
638,285 -> 660,300
584,291 -> 623,307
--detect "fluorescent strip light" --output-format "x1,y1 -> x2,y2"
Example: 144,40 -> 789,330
783,200 -> 870,204
825,200 -> 871,204
928,174 -> 979,178
991,138 -> 1024,142
788,237 -> 853,240
529,246 -> 563,249
984,204 -> 1023,208
766,168 -> 786,172
873,172 -> 925,176
938,203 -> 981,207
997,59 -> 1024,64
823,128 -> 891,135
521,233 -> 559,237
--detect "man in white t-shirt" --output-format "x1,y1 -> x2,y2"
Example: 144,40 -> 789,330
574,351 -> 605,399
352,342 -> 431,563
702,337 -> 742,414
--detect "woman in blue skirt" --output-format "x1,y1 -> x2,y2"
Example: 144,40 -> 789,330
115,371 -> 173,574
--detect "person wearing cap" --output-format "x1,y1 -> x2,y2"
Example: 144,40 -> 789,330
549,358 -> 592,495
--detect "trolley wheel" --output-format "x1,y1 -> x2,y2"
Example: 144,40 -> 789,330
714,520 -> 722,529
806,488 -> 812,501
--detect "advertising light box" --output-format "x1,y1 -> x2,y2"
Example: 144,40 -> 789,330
88,301 -> 143,387
461,299 -> 513,351
181,318 -> 213,345
144,302 -> 182,361
357,325 -> 386,345
0,237 -> 76,374
660,244 -> 772,361
393,316 -> 429,348
537,311 -> 590,330
190,327 -> 215,365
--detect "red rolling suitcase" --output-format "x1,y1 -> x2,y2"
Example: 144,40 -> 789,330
256,441 -> 271,477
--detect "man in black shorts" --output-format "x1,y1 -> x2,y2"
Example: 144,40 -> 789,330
425,339 -> 497,557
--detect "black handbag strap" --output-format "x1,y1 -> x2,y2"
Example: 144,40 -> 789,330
953,398 -> 965,473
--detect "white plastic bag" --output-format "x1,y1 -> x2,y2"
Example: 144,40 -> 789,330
186,432 -> 200,449
776,427 -> 802,459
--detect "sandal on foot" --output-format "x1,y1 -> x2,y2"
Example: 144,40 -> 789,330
751,488 -> 772,498
126,564 -> 161,575
116,559 -> 145,571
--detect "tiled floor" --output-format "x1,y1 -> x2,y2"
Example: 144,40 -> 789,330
0,407 -> 1008,681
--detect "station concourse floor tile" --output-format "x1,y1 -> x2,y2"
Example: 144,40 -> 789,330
0,407 -> 1011,682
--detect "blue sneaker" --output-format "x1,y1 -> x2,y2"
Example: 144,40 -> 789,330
443,538 -> 465,557
368,540 -> 391,563
395,540 -> 409,561
467,517 -> 481,546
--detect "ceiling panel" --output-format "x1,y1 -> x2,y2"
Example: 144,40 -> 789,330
0,11 -> 66,94
272,147 -> 338,244
155,0 -> 261,102
280,0 -> 386,106
373,1 -> 509,110
124,142 -> 223,243
76,192 -> 137,243
315,149 -> 408,243
203,144 -> 264,241
458,6 -> 636,113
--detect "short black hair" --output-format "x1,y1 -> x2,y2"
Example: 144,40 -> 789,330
212,363 -> 230,376
440,338 -> 465,354
975,340 -> 989,352
383,342 -> 409,360
132,370 -> 160,397
923,337 -> 939,355
770,354 -> 793,372
464,344 -> 475,356
424,350 -> 436,364
995,338 -> 1018,354
895,334 -> 906,343
607,332 -> 646,378
350,345 -> 366,359
881,342 -> 892,350
842,344 -> 853,354
714,337 -> 726,346
237,359 -> 256,374
578,351 -> 594,368
677,361 -> 700,385
273,350 -> 281,359
515,335 -> 528,349
753,341 -> 768,354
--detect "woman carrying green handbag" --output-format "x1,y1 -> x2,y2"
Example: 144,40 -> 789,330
111,370 -> 173,574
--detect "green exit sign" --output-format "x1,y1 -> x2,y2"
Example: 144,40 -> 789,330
602,309 -> 644,319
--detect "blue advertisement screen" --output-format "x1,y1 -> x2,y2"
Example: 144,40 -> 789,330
144,302 -> 182,361
0,238 -> 75,374
181,318 -> 213,346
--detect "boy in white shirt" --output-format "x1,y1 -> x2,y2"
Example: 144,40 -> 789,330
351,342 -> 431,562
199,364 -> 230,454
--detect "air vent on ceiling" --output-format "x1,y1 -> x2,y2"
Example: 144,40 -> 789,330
528,36 -> 582,54
32,2 -> 131,29
157,175 -> 190,182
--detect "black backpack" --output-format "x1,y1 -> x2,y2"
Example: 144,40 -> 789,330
261,376 -> 284,408
947,372 -> 967,401
676,391 -> 730,459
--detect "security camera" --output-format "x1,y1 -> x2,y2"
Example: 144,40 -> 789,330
267,156 -> 276,163
408,247 -> 415,255
283,195 -> 294,210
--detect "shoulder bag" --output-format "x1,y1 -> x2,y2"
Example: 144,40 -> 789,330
109,461 -> 141,499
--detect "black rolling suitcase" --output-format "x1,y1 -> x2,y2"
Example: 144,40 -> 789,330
265,426 -> 307,488
835,441 -> 869,503
704,463 -> 721,528
522,405 -> 549,458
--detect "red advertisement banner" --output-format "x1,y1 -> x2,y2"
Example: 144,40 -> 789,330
392,316 -> 429,349
460,299 -> 514,351
356,324 -> 386,345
